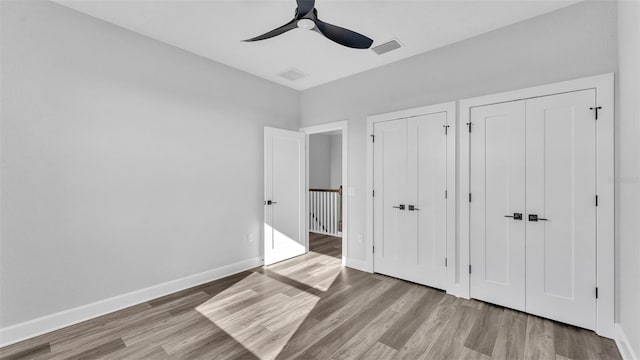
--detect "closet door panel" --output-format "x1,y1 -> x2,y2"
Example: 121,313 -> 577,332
525,89 -> 597,330
469,100 -> 526,311
406,112 -> 448,288
373,119 -> 408,278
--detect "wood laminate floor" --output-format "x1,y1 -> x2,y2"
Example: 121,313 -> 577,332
1,233 -> 621,360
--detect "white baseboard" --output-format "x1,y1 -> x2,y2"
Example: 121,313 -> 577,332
0,257 -> 263,348
616,324 -> 639,360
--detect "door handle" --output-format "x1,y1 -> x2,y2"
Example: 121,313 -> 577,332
528,214 -> 548,222
392,204 -> 406,210
408,205 -> 419,211
264,200 -> 278,205
504,213 -> 523,220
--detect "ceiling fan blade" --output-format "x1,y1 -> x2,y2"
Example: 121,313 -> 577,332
314,20 -> 373,49
243,19 -> 297,42
296,0 -> 315,18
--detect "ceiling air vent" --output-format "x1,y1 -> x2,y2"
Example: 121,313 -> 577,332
371,40 -> 402,55
279,69 -> 307,82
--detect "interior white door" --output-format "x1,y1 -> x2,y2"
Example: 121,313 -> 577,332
405,113 -> 448,288
525,90 -> 597,330
470,100 -> 526,311
373,113 -> 448,289
373,119 -> 407,279
264,127 -> 306,266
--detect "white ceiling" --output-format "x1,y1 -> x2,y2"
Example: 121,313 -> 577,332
54,0 -> 581,90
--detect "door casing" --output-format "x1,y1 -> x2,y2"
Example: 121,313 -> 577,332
300,121 -> 349,266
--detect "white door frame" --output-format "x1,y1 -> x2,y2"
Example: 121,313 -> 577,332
458,73 -> 615,338
300,121 -> 348,265
366,102 -> 457,275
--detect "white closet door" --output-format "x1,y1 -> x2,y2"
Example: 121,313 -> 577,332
373,119 -> 408,278
470,101 -> 526,311
405,113 -> 448,288
525,90 -> 597,330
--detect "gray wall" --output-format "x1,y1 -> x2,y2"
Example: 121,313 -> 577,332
617,0 -> 640,356
0,0 -> 299,327
309,134 -> 331,189
329,134 -> 342,189
300,0 -> 618,266
309,133 -> 342,189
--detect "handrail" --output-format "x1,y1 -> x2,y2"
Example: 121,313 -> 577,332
309,188 -> 341,193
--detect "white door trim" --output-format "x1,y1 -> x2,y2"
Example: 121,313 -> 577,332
366,102 -> 457,277
458,73 -> 615,338
300,121 -> 348,266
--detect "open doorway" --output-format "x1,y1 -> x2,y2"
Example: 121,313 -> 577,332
301,121 -> 348,265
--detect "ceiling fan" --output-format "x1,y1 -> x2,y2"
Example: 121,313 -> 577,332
243,0 -> 374,49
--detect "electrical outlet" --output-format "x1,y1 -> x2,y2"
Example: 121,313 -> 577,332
247,232 -> 254,243
357,233 -> 364,244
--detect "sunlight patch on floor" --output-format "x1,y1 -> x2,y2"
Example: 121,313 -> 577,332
264,223 -> 306,265
269,253 -> 342,292
195,261 -> 342,360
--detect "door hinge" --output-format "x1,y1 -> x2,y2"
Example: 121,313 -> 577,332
445,257 -> 448,267
595,195 -> 599,207
469,193 -> 472,202
445,190 -> 448,199
443,125 -> 450,135
466,122 -> 472,133
590,106 -> 602,120
373,245 -> 375,254
595,287 -> 599,299
372,190 -> 375,197
469,265 -> 472,274
370,134 -> 375,142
